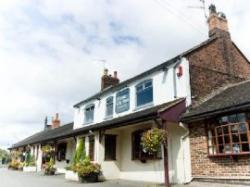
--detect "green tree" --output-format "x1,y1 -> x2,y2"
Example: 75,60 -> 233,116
75,138 -> 86,163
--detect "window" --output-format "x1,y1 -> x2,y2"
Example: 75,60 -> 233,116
57,143 -> 67,161
85,104 -> 95,123
106,96 -> 114,117
136,80 -> 153,107
88,135 -> 95,161
208,113 -> 250,156
132,129 -> 161,161
105,135 -> 117,160
116,88 -> 130,113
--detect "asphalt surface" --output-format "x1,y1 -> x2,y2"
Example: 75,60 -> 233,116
0,167 -> 248,187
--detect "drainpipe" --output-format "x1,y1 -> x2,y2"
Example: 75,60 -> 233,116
162,120 -> 170,187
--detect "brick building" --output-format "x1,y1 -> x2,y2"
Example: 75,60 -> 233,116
10,4 -> 250,186
182,4 -> 250,184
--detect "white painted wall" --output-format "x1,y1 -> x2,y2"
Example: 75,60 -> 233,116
73,57 -> 191,129
55,138 -> 76,173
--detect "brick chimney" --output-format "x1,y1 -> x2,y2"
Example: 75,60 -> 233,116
101,69 -> 120,90
208,4 -> 230,38
52,113 -> 60,129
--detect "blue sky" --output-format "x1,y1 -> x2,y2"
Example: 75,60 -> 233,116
0,0 -> 250,149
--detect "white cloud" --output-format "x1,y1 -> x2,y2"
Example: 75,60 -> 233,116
0,0 -> 249,149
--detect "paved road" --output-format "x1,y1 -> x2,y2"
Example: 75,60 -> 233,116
0,168 -> 248,187
0,168 -> 135,187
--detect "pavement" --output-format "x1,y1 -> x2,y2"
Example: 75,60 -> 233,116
0,168 -> 248,187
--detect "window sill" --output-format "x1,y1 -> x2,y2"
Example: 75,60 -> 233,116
134,102 -> 154,112
208,152 -> 250,158
104,116 -> 113,121
83,121 -> 94,126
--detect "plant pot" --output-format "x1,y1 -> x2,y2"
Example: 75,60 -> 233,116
79,173 -> 98,183
44,169 -> 56,175
23,166 -> 36,172
65,170 -> 79,181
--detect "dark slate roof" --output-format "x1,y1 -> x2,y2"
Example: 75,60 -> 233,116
73,37 -> 218,107
182,80 -> 250,122
63,98 -> 185,138
11,123 -> 74,149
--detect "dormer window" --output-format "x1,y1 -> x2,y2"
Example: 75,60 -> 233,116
106,96 -> 114,117
116,88 -> 130,113
136,79 -> 153,107
84,104 -> 95,123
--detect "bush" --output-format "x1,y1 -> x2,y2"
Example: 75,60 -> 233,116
8,160 -> 22,170
24,152 -> 36,167
76,157 -> 101,182
44,158 -> 56,175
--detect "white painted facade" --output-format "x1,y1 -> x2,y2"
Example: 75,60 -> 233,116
73,57 -> 191,130
71,57 -> 192,184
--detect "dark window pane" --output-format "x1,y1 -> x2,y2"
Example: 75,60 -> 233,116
223,126 -> 229,134
105,135 -> 116,160
240,134 -> 248,142
217,127 -> 223,135
218,136 -> 223,144
224,136 -> 230,144
89,135 -> 95,161
242,144 -> 250,152
219,145 -> 224,153
232,134 -> 239,143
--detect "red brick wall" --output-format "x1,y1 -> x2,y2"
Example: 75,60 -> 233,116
189,123 -> 250,178
186,36 -> 250,105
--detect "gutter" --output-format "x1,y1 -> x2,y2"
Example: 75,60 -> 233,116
182,101 -> 250,123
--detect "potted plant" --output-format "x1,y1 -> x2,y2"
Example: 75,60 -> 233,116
141,128 -> 167,155
23,151 -> 36,172
76,157 -> 101,183
8,160 -> 21,170
44,158 -> 56,175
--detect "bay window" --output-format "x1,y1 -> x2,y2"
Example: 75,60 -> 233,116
207,113 -> 250,156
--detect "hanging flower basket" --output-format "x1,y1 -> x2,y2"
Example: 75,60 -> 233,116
141,128 -> 167,155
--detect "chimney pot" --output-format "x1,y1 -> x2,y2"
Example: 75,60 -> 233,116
101,69 -> 120,90
207,4 -> 229,38
52,113 -> 60,129
114,71 -> 118,78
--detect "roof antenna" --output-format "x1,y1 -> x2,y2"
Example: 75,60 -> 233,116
187,0 -> 208,23
93,59 -> 107,70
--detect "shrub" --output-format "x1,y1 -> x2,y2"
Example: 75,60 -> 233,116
76,157 -> 101,178
44,158 -> 56,175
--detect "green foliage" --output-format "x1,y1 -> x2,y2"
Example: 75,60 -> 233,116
141,128 -> 167,154
66,139 -> 86,172
44,157 -> 56,175
0,149 -> 10,164
24,152 -> 36,167
76,157 -> 101,178
75,139 -> 86,163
